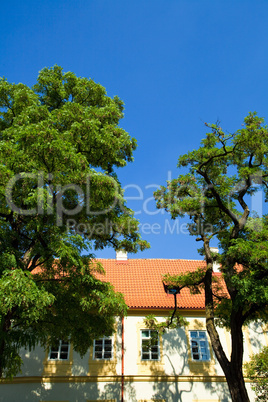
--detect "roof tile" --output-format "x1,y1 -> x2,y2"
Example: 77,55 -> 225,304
94,258 -> 208,310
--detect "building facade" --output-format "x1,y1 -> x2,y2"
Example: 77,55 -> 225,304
0,255 -> 264,402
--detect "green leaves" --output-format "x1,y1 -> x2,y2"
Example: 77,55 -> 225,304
155,113 -> 268,400
244,346 -> 268,401
155,113 -> 268,315
0,270 -> 54,318
0,65 -> 149,377
163,267 -> 206,294
144,313 -> 188,334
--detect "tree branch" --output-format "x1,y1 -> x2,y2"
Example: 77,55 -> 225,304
196,170 -> 239,225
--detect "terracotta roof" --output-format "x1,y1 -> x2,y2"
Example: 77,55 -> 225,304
94,258 -> 208,310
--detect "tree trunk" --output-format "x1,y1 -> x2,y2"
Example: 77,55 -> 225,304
208,321 -> 250,402
226,311 -> 250,402
0,313 -> 12,378
203,247 -> 250,402
224,365 -> 249,402
0,337 -> 5,378
208,309 -> 250,402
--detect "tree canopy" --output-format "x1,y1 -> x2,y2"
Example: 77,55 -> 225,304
0,65 -> 149,377
154,112 -> 268,402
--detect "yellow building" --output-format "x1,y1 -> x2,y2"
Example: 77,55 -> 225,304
0,253 -> 262,401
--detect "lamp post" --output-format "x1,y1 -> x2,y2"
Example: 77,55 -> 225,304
163,284 -> 180,327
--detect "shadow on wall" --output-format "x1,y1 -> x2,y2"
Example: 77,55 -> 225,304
36,381 -> 122,402
150,327 -> 231,402
247,321 -> 266,353
99,381 -> 137,401
10,320 -> 233,402
29,319 -> 136,402
19,345 -> 45,376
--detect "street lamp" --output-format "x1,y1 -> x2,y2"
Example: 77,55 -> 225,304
163,283 -> 180,327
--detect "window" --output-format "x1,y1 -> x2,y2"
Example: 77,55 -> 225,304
48,340 -> 70,360
141,330 -> 160,360
93,337 -> 113,359
190,331 -> 210,361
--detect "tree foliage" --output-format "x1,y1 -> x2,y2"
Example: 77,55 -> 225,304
0,65 -> 149,377
244,346 -> 268,402
154,112 -> 268,402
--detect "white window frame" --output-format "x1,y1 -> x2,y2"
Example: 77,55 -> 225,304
48,340 -> 70,361
190,330 -> 210,361
141,329 -> 160,361
93,337 -> 113,360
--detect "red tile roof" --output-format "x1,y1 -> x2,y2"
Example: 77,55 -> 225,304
94,258 -> 208,310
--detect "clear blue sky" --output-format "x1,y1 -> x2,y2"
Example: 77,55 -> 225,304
1,1 -> 268,260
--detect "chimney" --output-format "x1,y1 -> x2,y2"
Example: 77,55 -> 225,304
116,250 -> 128,261
210,247 -> 220,272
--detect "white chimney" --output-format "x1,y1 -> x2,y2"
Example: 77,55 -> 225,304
210,247 -> 220,272
116,250 -> 128,261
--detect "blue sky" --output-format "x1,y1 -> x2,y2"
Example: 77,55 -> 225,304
1,1 -> 268,260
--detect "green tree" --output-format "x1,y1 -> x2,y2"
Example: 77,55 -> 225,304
0,65 -> 149,378
244,346 -> 268,401
154,112 -> 268,402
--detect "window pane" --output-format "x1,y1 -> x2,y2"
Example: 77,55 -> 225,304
94,338 -> 112,359
50,352 -> 58,359
61,340 -> 69,346
190,331 -> 210,362
49,340 -> 70,360
141,330 -> 159,361
142,353 -> 150,360
142,340 -> 150,351
142,330 -> 149,338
